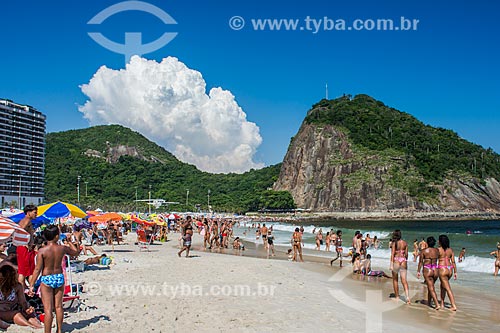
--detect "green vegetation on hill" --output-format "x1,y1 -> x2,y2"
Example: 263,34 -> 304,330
45,125 -> 294,213
305,94 -> 500,198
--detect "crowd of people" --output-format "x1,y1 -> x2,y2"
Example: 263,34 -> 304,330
228,223 -> 498,312
3,205 -> 500,331
0,205 -> 123,332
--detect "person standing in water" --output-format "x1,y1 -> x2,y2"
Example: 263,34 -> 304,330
417,236 -> 440,310
291,228 -> 303,262
412,239 -> 419,262
266,230 -> 275,258
489,243 -> 500,276
458,248 -> 466,263
330,230 -> 343,267
390,229 -> 410,304
438,234 -> 458,311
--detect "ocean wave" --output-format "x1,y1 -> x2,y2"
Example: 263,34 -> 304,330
237,230 -> 497,274
359,231 -> 391,240
455,255 -> 496,274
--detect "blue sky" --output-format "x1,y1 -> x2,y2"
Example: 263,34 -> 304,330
1,0 -> 499,170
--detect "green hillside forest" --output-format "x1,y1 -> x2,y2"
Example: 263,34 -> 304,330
306,94 -> 500,199
45,125 -> 294,213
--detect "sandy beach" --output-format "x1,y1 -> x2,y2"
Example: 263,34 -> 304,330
6,232 -> 500,333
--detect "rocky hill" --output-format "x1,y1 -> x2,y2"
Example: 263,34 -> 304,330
273,95 -> 500,213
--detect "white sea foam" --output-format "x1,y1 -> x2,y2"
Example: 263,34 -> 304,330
234,225 -> 497,275
455,255 -> 496,274
359,231 -> 391,240
268,223 -> 318,234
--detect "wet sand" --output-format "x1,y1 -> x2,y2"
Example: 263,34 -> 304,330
201,238 -> 500,332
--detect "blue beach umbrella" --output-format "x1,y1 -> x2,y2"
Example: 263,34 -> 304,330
10,201 -> 86,229
9,213 -> 51,229
74,219 -> 91,229
37,201 -> 87,219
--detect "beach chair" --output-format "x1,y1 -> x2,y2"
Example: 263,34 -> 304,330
137,229 -> 150,252
33,255 -> 84,316
62,255 -> 83,311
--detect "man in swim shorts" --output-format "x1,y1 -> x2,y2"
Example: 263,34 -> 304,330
17,205 -> 37,286
28,225 -> 80,333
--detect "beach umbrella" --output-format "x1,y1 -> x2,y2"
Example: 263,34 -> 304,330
86,210 -> 101,217
37,201 -> 87,219
119,213 -> 133,221
167,213 -> 180,220
88,212 -> 123,223
74,219 -> 91,229
0,208 -> 22,217
0,216 -> 31,246
8,213 -> 52,229
131,215 -> 155,226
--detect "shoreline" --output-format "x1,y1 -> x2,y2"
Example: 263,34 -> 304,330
199,236 -> 500,332
244,210 -> 500,223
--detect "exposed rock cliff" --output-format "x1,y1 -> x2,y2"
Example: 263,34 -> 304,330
84,144 -> 165,164
274,111 -> 500,213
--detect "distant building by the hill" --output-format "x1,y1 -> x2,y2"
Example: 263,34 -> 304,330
0,99 -> 46,208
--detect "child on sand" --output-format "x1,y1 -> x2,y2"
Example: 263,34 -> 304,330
352,253 -> 362,274
28,225 -> 80,333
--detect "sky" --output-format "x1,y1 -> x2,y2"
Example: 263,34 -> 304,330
1,0 -> 499,173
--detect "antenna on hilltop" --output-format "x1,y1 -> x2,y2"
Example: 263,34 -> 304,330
325,83 -> 329,100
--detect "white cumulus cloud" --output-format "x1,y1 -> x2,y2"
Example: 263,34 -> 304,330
79,56 -> 263,173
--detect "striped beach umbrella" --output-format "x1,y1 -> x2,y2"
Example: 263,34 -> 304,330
0,216 -> 31,246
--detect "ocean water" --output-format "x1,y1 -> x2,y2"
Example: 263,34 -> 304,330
233,219 -> 500,296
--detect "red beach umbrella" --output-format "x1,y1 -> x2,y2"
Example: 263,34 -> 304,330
0,216 -> 31,246
131,215 -> 155,226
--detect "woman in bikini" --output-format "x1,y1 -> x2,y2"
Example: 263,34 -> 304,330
330,230 -> 343,267
315,229 -> 323,251
291,228 -> 303,262
325,232 -> 331,252
489,243 -> 500,276
203,220 -> 211,250
437,234 -> 457,311
417,236 -> 440,309
390,229 -> 410,304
